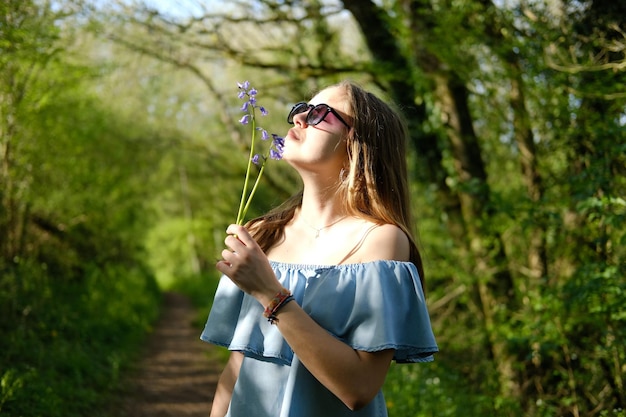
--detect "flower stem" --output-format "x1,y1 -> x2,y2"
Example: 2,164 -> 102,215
240,160 -> 266,223
235,111 -> 256,225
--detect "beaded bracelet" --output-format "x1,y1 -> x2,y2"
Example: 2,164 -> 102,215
263,288 -> 294,324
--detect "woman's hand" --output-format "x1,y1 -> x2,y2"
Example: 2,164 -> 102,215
216,224 -> 283,305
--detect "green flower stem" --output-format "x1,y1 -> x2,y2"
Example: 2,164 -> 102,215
240,160 -> 266,224
236,111 -> 256,225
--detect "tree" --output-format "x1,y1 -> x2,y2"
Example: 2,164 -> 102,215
0,0 -> 65,261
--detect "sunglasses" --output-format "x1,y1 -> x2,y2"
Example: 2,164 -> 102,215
287,102 -> 351,129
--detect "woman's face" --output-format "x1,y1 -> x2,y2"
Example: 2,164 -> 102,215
282,86 -> 352,176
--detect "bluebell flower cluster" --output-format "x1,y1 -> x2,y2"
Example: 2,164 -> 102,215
235,81 -> 284,225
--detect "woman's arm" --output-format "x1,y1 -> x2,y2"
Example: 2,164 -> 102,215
216,224 -> 408,411
273,303 -> 395,410
210,351 -> 243,417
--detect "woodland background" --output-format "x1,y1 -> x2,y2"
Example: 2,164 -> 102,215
1,0 -> 624,416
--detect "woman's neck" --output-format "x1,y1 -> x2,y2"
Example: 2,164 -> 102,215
298,182 -> 347,228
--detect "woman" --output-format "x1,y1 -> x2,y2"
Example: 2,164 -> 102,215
201,80 -> 438,417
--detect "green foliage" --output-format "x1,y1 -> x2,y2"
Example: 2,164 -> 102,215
600,410 -> 626,417
384,361 -> 495,417
0,261 -> 160,417
0,2 -> 167,416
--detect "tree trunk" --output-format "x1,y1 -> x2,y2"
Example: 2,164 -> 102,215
436,71 -> 520,399
0,82 -> 18,261
341,0 -> 467,244
477,0 -> 549,284
509,70 -> 548,281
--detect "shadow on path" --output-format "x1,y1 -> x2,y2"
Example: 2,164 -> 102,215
118,292 -> 222,417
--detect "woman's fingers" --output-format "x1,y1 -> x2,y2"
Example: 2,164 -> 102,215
221,248 -> 236,263
224,234 -> 245,252
225,224 -> 256,247
220,226 -> 253,273
225,224 -> 243,237
215,259 -> 231,275
217,225 -> 276,297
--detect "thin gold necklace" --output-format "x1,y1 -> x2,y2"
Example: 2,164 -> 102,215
301,216 -> 348,238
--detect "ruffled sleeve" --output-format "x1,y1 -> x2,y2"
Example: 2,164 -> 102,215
200,261 -> 438,365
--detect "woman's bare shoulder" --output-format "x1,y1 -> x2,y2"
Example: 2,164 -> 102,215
351,222 -> 410,263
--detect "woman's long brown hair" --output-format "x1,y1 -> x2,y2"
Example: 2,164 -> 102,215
246,81 -> 425,284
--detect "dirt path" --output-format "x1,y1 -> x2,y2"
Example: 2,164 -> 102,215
117,292 -> 223,417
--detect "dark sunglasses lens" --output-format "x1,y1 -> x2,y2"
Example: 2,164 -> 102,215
307,105 -> 327,126
288,102 -> 309,124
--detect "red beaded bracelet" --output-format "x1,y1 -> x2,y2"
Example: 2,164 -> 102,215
263,288 -> 294,324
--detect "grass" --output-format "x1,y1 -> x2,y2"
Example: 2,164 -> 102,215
0,261 -> 161,417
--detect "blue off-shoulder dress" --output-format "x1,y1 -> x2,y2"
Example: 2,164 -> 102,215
200,260 -> 438,417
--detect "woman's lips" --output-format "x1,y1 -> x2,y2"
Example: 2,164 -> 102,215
286,128 -> 300,141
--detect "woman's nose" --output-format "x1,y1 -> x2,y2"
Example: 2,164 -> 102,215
292,111 -> 309,128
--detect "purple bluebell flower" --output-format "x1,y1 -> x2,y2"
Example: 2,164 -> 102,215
271,134 -> 285,160
234,81 -> 284,225
272,134 -> 284,148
